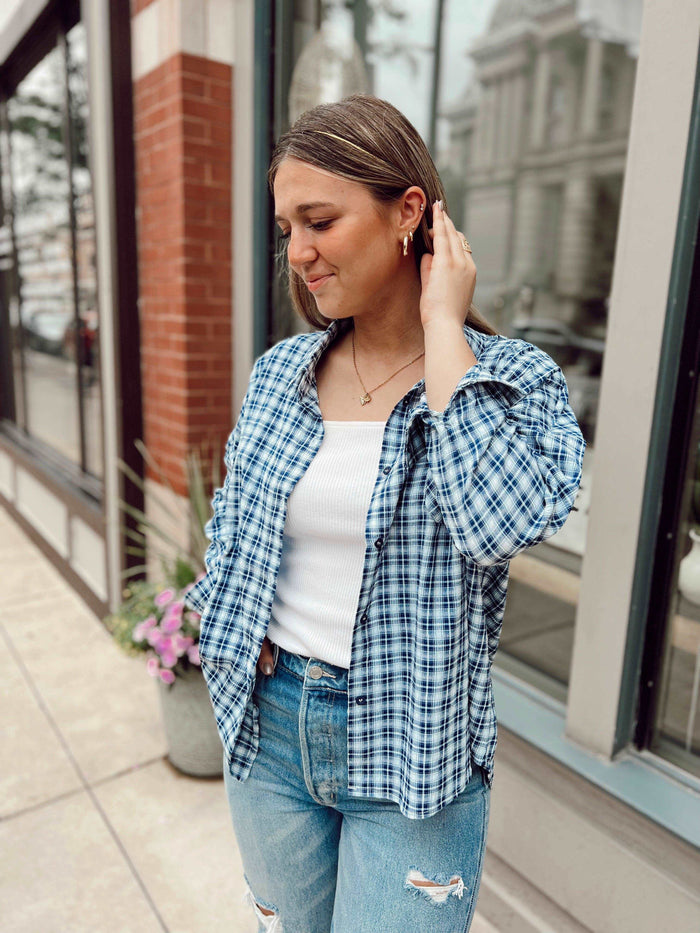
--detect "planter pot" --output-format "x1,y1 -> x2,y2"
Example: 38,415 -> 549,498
679,528 -> 700,605
158,665 -> 223,777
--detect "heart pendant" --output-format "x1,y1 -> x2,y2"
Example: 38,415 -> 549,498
359,393 -> 372,406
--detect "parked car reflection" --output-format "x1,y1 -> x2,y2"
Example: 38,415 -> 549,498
509,317 -> 604,445
22,309 -> 72,355
21,307 -> 98,371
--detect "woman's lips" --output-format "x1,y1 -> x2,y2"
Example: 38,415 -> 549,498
306,274 -> 333,293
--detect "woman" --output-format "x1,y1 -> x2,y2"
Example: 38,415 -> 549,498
185,95 -> 585,932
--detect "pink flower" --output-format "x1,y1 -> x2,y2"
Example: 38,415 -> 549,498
154,588 -> 175,607
173,634 -> 194,654
161,614 -> 182,634
153,634 -> 173,655
146,656 -> 160,677
187,645 -> 200,665
159,668 -> 176,685
161,652 -> 178,669
133,616 -> 158,642
146,628 -> 162,647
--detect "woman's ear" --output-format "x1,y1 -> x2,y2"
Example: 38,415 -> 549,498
397,186 -> 427,236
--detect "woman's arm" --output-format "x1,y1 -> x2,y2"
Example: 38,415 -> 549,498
424,361 -> 585,566
418,199 -> 585,566
184,402 -> 246,614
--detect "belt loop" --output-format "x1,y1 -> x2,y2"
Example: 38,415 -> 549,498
272,642 -> 280,673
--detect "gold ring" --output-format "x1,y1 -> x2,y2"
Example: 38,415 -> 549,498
461,239 -> 472,254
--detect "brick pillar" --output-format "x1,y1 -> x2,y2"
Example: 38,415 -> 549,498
132,52 -> 232,497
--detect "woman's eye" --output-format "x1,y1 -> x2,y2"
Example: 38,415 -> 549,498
277,220 -> 332,242
309,220 -> 332,232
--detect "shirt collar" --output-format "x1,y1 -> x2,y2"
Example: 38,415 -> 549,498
293,318 -> 348,401
290,319 -> 521,413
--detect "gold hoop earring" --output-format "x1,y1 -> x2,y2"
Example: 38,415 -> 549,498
402,229 -> 413,257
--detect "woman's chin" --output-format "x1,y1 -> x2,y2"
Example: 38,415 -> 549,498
316,301 -> 353,322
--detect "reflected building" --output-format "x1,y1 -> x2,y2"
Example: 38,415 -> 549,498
442,0 -> 641,339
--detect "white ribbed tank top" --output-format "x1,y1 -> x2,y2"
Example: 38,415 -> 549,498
267,420 -> 385,668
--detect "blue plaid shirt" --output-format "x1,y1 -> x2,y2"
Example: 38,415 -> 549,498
185,319 -> 585,819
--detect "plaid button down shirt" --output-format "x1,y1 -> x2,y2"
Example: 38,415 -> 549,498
185,319 -> 585,819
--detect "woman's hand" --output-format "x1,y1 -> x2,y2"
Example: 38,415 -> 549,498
420,201 -> 479,411
257,636 -> 275,676
419,201 -> 476,331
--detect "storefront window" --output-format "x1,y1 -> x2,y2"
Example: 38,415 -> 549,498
271,0 -> 641,699
0,20 -> 101,482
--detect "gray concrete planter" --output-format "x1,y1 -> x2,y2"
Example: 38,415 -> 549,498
158,665 -> 223,777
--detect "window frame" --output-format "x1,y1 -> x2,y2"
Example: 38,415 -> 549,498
0,2 -> 99,490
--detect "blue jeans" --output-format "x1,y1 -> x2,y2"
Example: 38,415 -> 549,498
223,647 -> 491,932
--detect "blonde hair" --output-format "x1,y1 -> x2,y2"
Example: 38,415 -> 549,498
268,95 -> 496,336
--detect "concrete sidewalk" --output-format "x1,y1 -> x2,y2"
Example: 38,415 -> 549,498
0,507 -> 498,932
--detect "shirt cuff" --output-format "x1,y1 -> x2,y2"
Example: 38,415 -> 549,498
420,363 -> 526,423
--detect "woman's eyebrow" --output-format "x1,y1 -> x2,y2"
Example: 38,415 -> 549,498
274,201 -> 335,221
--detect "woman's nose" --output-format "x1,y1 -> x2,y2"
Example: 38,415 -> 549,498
286,228 -> 317,268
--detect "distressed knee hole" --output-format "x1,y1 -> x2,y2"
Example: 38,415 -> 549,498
405,868 -> 465,904
244,885 -> 282,931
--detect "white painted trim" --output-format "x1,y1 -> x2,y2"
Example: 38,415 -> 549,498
70,515 -> 108,601
566,0 -> 700,755
231,0 -> 255,414
131,0 -> 235,82
81,0 -> 122,611
16,468 -> 69,558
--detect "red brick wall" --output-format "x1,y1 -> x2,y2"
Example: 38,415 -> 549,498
132,53 -> 232,497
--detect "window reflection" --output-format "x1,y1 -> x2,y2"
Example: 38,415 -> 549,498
1,22 -> 102,482
273,0 -> 641,696
9,44 -> 80,465
654,396 -> 700,778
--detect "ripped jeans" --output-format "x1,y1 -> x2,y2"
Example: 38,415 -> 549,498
224,647 -> 490,933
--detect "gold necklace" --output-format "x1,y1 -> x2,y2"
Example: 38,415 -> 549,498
351,328 -> 425,406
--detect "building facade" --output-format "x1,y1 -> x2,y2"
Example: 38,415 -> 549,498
0,0 -> 698,929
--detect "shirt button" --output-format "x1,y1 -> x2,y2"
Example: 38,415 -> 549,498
355,695 -> 367,705
383,466 -> 391,475
360,612 -> 368,623
308,665 -> 324,680
374,537 -> 383,549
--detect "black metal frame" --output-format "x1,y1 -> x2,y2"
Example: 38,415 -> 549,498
627,57 -> 700,754
0,1 -> 96,485
253,0 -> 276,357
633,192 -> 700,751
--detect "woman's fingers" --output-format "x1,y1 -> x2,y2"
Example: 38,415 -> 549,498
431,201 -> 449,256
257,636 -> 275,675
440,206 -> 463,263
420,200 -> 476,328
442,209 -> 472,265
432,202 -> 471,265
